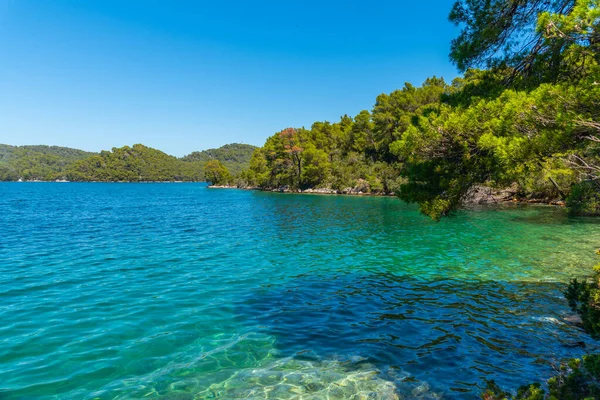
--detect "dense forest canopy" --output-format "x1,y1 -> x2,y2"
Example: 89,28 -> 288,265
66,144 -> 203,182
0,143 -> 256,182
203,159 -> 232,185
243,0 -> 600,219
449,0 -> 578,81
0,145 -> 95,181
181,143 -> 257,176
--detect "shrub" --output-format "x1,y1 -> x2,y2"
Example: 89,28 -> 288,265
567,181 -> 600,216
565,260 -> 600,337
482,356 -> 600,399
481,380 -> 544,400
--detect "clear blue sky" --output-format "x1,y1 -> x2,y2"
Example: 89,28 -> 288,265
0,0 -> 459,156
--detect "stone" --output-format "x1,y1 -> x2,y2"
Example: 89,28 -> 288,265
411,382 -> 431,397
564,314 -> 584,327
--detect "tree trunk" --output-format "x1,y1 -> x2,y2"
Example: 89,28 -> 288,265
295,154 -> 302,187
548,176 -> 566,199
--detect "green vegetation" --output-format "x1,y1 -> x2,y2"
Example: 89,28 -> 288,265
482,380 -> 544,400
203,159 -> 232,186
241,80 -> 445,194
565,251 -> 600,337
482,355 -> 600,399
181,143 -> 257,176
245,0 -> 599,218
66,144 -> 202,182
567,181 -> 600,216
0,144 -> 95,181
0,143 -> 255,182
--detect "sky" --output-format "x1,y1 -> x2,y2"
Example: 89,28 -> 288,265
0,0 -> 460,157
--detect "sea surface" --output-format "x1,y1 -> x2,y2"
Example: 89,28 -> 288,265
1,183 -> 600,399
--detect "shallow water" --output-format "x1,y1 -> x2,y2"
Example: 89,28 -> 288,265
1,183 -> 599,399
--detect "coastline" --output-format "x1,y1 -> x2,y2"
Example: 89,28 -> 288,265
209,185 -> 395,197
208,185 -> 567,206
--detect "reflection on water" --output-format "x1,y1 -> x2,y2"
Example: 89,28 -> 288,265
1,184 -> 600,399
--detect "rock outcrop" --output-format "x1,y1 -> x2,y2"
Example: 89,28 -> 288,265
463,184 -> 519,204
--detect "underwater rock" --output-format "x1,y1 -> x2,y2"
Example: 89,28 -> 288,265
99,332 -> 441,399
564,314 -> 584,327
194,357 -> 401,399
411,383 -> 430,397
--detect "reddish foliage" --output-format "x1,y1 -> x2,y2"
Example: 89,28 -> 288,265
279,128 -> 303,154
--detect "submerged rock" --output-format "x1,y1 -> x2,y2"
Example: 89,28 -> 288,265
564,314 -> 584,327
100,332 -> 441,399
195,357 -> 401,399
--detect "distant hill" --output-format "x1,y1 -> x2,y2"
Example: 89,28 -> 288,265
0,143 -> 257,181
67,144 -> 202,182
0,144 -> 96,181
181,143 -> 257,176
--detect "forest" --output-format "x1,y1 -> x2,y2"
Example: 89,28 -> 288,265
0,143 -> 256,182
0,145 -> 95,181
181,143 -> 256,176
240,0 -> 600,220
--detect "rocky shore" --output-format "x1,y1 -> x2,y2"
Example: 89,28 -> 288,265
209,182 -> 567,206
261,186 -> 394,196
464,184 -> 566,206
209,183 -> 394,196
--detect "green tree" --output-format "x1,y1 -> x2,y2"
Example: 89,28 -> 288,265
450,0 -> 599,86
0,144 -> 95,181
279,127 -> 304,187
66,144 -> 203,182
450,0 -> 570,79
181,143 -> 256,176
204,159 -> 231,185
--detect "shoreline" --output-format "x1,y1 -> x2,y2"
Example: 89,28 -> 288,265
208,185 -> 567,206
209,185 -> 396,197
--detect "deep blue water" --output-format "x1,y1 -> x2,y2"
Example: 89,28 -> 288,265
1,182 -> 599,399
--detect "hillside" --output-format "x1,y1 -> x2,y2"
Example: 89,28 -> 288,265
0,143 -> 257,181
66,144 -> 202,182
0,145 -> 96,181
181,143 -> 257,176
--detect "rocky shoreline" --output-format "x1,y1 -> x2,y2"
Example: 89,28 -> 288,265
11,181 -> 565,206
463,184 -> 566,206
208,185 -> 393,195
208,184 -> 567,206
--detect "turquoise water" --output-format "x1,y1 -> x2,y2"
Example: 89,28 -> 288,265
1,183 -> 600,399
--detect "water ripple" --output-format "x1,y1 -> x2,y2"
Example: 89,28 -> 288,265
0,183 -> 599,399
